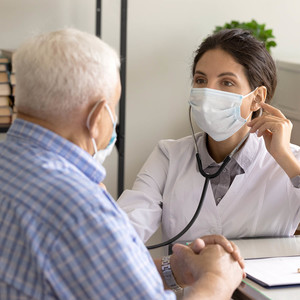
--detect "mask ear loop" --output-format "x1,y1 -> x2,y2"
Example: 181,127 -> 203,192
243,87 -> 258,99
104,103 -> 116,124
86,100 -> 104,130
86,100 -> 105,156
91,138 -> 98,156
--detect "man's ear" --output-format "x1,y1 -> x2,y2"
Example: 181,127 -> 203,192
251,86 -> 267,112
88,100 -> 106,139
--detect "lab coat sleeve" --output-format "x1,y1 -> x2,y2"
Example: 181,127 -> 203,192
117,141 -> 170,243
288,144 -> 300,216
290,143 -> 300,189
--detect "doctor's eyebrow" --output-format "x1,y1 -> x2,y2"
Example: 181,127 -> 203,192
194,71 -> 206,76
217,72 -> 237,78
194,71 -> 238,78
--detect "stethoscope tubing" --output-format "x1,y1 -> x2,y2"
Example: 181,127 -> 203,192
147,107 -> 234,250
147,177 -> 210,250
147,106 -> 253,249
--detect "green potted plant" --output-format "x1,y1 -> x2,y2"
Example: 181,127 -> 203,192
214,19 -> 276,52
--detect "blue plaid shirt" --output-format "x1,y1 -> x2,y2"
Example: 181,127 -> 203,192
0,119 -> 175,300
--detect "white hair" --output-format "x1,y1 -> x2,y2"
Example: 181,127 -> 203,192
14,28 -> 120,120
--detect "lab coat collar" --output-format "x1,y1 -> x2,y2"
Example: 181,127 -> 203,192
197,132 -> 259,173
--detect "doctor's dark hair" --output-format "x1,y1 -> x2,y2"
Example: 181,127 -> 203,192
192,28 -> 277,117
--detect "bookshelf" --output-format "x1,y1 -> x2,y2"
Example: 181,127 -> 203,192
0,126 -> 9,133
0,50 -> 15,132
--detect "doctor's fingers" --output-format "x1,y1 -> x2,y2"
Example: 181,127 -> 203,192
247,114 -> 293,135
248,116 -> 292,138
260,102 -> 286,118
248,102 -> 288,128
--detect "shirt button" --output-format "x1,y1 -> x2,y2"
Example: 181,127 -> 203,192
223,169 -> 226,172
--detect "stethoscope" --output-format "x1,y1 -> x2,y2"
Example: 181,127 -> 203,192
147,106 -> 251,250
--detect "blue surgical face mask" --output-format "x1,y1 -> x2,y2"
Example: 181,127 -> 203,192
189,88 -> 256,141
86,100 -> 117,164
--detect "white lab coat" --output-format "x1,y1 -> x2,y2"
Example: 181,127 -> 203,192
118,133 -> 300,243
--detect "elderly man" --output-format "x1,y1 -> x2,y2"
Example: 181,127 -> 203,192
0,28 -> 243,299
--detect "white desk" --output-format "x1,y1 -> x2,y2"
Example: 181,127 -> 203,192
232,237 -> 300,300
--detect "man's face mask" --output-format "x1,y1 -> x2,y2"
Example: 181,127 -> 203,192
86,101 -> 117,165
188,87 -> 256,141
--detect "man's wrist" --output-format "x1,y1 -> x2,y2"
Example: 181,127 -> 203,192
187,273 -> 233,300
161,255 -> 183,293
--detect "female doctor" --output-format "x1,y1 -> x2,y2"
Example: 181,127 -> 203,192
118,29 -> 300,244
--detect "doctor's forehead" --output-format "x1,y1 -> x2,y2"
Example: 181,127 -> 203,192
194,49 -> 247,78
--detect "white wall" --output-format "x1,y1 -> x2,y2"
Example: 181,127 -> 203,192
1,0 -> 300,256
124,0 -> 300,198
273,60 -> 300,146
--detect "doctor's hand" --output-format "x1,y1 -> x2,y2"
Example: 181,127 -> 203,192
247,103 -> 292,156
247,103 -> 300,178
170,242 -> 243,298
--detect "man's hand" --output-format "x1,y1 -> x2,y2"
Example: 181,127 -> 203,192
188,235 -> 245,270
171,241 -> 244,299
171,235 -> 245,287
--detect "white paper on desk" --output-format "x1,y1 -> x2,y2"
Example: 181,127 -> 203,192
245,256 -> 300,287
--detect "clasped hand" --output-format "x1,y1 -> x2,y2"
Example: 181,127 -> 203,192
170,235 -> 245,290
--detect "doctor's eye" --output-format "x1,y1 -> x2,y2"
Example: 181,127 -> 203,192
222,80 -> 234,87
194,77 -> 207,86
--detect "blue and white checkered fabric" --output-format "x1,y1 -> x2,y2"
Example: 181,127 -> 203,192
0,119 -> 175,300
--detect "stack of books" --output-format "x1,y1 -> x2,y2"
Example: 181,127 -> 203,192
0,57 -> 11,97
0,95 -> 12,128
0,49 -> 16,130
